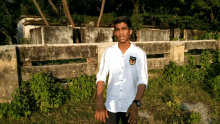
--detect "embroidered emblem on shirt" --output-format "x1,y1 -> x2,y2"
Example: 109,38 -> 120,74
129,56 -> 136,65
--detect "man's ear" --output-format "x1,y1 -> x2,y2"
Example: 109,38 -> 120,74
129,29 -> 133,35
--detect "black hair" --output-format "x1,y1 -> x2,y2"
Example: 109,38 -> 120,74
114,16 -> 132,29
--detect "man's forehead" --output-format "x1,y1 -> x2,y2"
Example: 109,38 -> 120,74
114,22 -> 128,28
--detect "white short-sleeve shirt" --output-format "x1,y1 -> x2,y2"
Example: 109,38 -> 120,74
96,41 -> 148,113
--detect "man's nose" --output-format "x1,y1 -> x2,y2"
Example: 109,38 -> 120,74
119,29 -> 124,34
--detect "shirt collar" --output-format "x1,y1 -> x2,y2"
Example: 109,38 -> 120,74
115,41 -> 133,50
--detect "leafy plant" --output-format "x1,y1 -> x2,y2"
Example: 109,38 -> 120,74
171,38 -> 178,41
180,38 -> 186,41
0,71 -> 97,120
188,112 -> 201,123
19,38 -> 30,44
193,36 -> 198,40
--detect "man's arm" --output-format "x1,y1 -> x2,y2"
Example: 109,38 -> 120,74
95,49 -> 109,123
126,51 -> 148,124
135,84 -> 146,101
126,84 -> 146,124
95,81 -> 108,123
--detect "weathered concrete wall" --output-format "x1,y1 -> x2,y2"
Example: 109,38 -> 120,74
43,26 -> 73,44
85,23 -> 114,43
134,41 -> 170,54
1,40 -> 220,103
30,26 -> 73,44
30,27 -> 42,44
185,40 -> 218,50
17,44 -> 98,80
17,18 -> 41,44
0,45 -> 19,103
184,29 -> 207,40
137,29 -> 170,41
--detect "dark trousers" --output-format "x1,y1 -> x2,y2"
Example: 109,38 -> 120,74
103,111 -> 133,124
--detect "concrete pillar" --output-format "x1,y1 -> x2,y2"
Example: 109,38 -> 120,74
0,45 -> 19,103
86,57 -> 98,76
184,29 -> 187,41
174,28 -> 180,40
85,22 -> 95,43
169,41 -> 185,66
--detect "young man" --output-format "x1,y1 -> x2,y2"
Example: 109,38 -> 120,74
95,16 -> 148,124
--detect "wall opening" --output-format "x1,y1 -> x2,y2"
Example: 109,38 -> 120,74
147,54 -> 164,58
32,58 -> 87,66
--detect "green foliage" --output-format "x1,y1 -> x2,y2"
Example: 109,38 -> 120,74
171,38 -> 178,41
72,12 -> 116,24
67,74 -> 97,103
188,112 -> 201,123
180,38 -> 186,41
146,49 -> 220,123
149,49 -> 220,101
201,33 -> 220,40
0,71 -> 97,120
193,36 -> 198,40
19,38 -> 30,44
131,10 -> 143,32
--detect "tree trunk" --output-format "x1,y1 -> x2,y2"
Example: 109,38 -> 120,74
61,0 -> 79,43
48,0 -> 59,15
33,0 -> 50,26
210,9 -> 214,22
134,0 -> 139,15
97,0 -> 105,28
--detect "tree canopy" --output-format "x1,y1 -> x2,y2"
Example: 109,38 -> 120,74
1,0 -> 220,44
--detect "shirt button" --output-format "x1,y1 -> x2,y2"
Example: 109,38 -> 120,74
121,80 -> 123,81
122,67 -> 123,69
120,90 -> 122,91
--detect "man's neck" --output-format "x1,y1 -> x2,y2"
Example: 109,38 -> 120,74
118,41 -> 131,51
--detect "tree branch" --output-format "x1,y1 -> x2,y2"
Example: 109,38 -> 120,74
97,0 -> 105,28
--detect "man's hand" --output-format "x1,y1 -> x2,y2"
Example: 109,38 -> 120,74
95,102 -> 109,123
126,103 -> 138,124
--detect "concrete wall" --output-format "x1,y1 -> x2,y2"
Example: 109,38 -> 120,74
30,26 -> 74,44
0,45 -> 19,103
1,40 -> 220,103
85,23 -> 114,43
30,25 -> 114,44
184,29 -> 207,40
137,29 -> 170,41
30,27 -> 42,44
17,18 -> 41,44
17,44 -> 98,80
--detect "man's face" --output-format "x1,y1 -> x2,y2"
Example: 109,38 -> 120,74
114,22 -> 132,43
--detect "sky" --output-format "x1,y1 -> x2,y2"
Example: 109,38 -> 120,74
7,0 -> 12,2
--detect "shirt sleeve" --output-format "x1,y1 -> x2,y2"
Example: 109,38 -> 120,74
96,48 -> 109,85
136,50 -> 148,89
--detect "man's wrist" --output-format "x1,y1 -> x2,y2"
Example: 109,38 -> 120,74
133,100 -> 142,107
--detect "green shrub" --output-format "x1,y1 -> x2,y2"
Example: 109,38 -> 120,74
19,38 -> 30,44
193,36 -> 198,40
171,38 -> 178,41
0,72 -> 97,120
188,112 -> 201,123
201,33 -> 220,40
180,38 -> 186,41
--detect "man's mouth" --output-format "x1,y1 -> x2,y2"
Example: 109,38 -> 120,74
120,36 -> 125,39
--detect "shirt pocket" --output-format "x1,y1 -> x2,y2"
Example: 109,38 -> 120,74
125,54 -> 138,83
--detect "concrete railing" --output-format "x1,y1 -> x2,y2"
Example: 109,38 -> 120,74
1,40 -> 220,103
